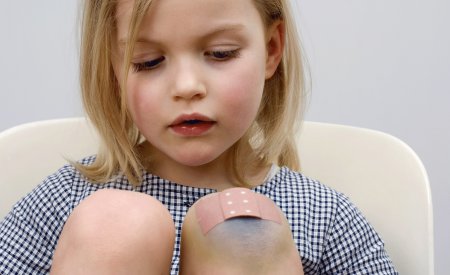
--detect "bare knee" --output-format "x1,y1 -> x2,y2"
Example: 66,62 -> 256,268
51,189 -> 175,275
180,188 -> 303,275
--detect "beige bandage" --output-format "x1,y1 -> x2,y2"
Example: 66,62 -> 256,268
195,187 -> 282,235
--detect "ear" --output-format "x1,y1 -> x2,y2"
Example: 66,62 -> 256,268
265,20 -> 285,79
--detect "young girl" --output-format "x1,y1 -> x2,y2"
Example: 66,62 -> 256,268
0,0 -> 398,274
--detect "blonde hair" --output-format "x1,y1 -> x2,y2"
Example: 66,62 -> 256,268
77,0 -> 308,187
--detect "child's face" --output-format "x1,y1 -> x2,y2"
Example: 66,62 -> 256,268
113,0 -> 277,170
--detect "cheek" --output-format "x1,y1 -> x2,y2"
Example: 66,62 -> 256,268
111,60 -> 153,125
126,81 -> 144,122
218,60 -> 266,118
125,77 -> 161,125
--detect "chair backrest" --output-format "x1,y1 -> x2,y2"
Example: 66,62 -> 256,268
0,118 -> 434,274
297,121 -> 434,275
0,118 -> 99,219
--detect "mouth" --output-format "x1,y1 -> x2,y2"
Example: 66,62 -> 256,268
170,113 -> 214,126
169,113 -> 216,136
174,119 -> 210,126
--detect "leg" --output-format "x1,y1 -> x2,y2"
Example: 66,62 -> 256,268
179,187 -> 304,275
51,189 -> 175,275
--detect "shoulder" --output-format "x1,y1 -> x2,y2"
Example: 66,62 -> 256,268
0,157 -> 94,273
0,156 -> 138,273
8,156 -> 99,225
264,167 -> 350,255
268,167 -> 397,274
267,166 -> 344,214
269,167 -> 374,233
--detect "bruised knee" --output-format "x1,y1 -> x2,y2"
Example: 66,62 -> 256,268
180,188 -> 303,275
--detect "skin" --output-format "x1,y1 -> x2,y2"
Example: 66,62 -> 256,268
180,190 -> 304,275
112,0 -> 284,190
50,190 -> 175,275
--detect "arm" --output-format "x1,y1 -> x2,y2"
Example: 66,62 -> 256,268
319,194 -> 398,274
0,167 -> 73,274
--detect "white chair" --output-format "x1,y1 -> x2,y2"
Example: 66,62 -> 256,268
297,121 -> 434,275
0,118 -> 434,274
0,118 -> 99,219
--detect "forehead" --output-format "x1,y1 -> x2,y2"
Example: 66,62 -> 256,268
114,0 -> 264,42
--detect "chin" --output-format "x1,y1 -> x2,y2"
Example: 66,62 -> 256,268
171,150 -> 225,168
176,156 -> 219,167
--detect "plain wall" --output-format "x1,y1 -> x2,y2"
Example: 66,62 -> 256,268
293,0 -> 449,273
0,1 -> 448,274
0,1 -> 82,128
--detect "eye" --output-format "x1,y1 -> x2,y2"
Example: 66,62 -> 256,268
205,49 -> 240,61
132,56 -> 165,72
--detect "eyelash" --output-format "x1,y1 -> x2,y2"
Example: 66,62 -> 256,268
206,49 -> 241,61
132,56 -> 165,72
131,49 -> 241,72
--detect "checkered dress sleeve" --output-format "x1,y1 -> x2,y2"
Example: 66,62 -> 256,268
318,194 -> 397,274
0,166 -> 74,274
266,168 -> 398,274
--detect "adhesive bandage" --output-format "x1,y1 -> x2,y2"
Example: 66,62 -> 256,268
195,187 -> 282,235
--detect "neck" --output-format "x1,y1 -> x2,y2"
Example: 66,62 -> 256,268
139,142 -> 270,191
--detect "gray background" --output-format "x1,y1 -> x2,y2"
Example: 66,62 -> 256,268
0,0 -> 448,273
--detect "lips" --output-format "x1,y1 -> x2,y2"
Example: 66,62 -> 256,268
169,113 -> 216,136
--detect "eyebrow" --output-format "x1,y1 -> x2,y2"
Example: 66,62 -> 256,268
118,23 -> 246,46
198,24 -> 246,40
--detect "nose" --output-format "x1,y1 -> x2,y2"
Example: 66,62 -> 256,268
171,59 -> 207,101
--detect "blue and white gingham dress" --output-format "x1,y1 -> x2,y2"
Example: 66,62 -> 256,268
0,156 -> 398,274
